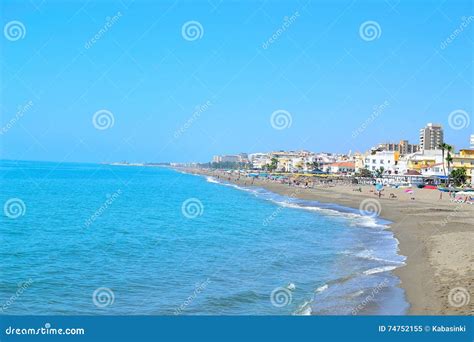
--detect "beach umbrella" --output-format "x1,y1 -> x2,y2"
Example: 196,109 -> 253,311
375,184 -> 384,191
404,189 -> 414,194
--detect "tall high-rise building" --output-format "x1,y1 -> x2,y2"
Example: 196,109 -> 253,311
470,134 -> 474,149
419,123 -> 443,151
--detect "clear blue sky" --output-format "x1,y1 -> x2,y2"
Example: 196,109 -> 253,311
1,0 -> 472,163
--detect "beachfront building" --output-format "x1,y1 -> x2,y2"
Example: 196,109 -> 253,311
248,153 -> 271,169
267,151 -> 320,172
419,123 -> 444,151
275,157 -> 295,172
452,149 -> 474,185
418,163 -> 445,178
215,153 -> 250,163
247,150 -> 339,172
313,152 -> 337,169
327,162 -> 355,175
401,149 -> 446,176
364,150 -> 400,174
213,155 -> 240,163
237,153 -> 249,164
352,153 -> 365,172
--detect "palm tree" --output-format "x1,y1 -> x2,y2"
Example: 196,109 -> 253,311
439,143 -> 446,177
451,167 -> 467,186
375,166 -> 385,178
439,142 -> 455,186
446,144 -> 453,169
446,153 -> 453,186
268,158 -> 278,172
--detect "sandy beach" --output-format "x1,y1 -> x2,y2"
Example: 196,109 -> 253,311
181,167 -> 474,315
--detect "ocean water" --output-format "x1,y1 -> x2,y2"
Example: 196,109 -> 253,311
0,161 -> 408,315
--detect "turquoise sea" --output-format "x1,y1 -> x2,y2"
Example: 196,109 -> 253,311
0,160 -> 408,315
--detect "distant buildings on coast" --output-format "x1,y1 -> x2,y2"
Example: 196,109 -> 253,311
208,123 -> 474,185
212,153 -> 249,164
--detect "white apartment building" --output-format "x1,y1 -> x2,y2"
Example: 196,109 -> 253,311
364,150 -> 399,174
212,155 -> 241,163
327,162 -> 356,174
248,153 -> 271,169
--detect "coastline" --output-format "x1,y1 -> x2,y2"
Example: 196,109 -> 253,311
177,167 -> 474,315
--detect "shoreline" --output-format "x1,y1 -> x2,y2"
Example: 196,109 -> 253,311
177,167 -> 474,315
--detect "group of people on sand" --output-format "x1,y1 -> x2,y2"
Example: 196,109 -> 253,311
201,169 -> 474,205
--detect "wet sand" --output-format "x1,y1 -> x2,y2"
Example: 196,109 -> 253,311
181,168 -> 474,315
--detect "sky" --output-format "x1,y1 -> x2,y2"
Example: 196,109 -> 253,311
1,0 -> 473,163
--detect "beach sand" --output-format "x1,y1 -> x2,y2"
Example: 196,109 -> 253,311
182,168 -> 474,315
